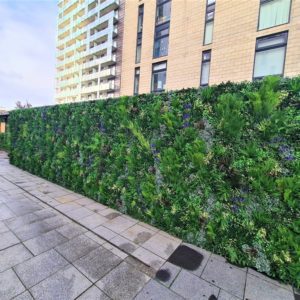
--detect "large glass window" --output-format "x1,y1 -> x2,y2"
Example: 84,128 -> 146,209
204,0 -> 215,45
200,50 -> 211,86
134,67 -> 140,95
253,32 -> 288,79
156,0 -> 171,25
135,5 -> 144,63
137,4 -> 144,33
153,0 -> 171,58
259,0 -> 291,30
152,62 -> 167,92
136,34 -> 142,63
153,22 -> 169,58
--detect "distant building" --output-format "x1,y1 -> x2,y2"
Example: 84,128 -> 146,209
0,108 -> 9,133
56,0 -> 124,103
56,0 -> 300,103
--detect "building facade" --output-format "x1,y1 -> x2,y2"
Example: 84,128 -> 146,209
56,0 -> 300,103
120,0 -> 300,96
56,0 -> 124,104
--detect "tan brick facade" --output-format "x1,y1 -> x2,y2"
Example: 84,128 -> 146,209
120,0 -> 300,96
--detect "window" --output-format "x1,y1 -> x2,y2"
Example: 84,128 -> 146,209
153,0 -> 171,58
153,22 -> 170,58
136,34 -> 142,63
156,0 -> 171,25
253,31 -> 288,79
204,0 -> 215,45
258,0 -> 291,30
200,50 -> 211,86
151,61 -> 167,92
134,67 -> 140,95
135,5 -> 144,63
137,5 -> 144,33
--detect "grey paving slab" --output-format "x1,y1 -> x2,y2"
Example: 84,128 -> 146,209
85,202 -> 107,212
93,225 -> 118,240
6,200 -> 42,216
141,232 -> 181,259
244,274 -> 294,300
4,213 -> 40,231
96,261 -> 150,300
218,289 -> 241,300
102,215 -> 137,234
85,231 -> 106,245
56,193 -> 82,203
56,222 -> 88,239
121,223 -> 156,245
75,197 -> 98,206
65,206 -> 94,220
55,234 -> 100,262
0,230 -> 19,250
74,246 -> 122,282
0,244 -> 33,272
44,215 -> 71,229
201,257 -> 246,299
182,242 -> 212,277
78,213 -> 108,229
0,203 -> 15,220
33,208 -> 57,219
13,291 -> 34,300
135,279 -> 184,300
171,270 -> 219,299
248,268 -> 293,291
77,285 -> 110,300
56,202 -> 82,213
0,221 -> 8,233
14,249 -> 69,288
102,242 -> 128,260
132,246 -> 165,270
155,261 -> 181,287
24,229 -> 68,255
30,265 -> 92,300
12,220 -> 55,241
110,235 -> 139,254
0,268 -> 25,300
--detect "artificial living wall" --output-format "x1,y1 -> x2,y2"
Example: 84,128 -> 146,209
8,76 -> 300,287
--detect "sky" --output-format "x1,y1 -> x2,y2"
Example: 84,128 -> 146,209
0,0 -> 57,110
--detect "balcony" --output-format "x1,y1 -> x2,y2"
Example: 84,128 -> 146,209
86,10 -> 118,32
101,53 -> 116,66
88,41 -> 116,56
57,76 -> 80,88
100,67 -> 116,79
99,81 -> 115,92
81,84 -> 99,94
81,72 -> 100,82
81,58 -> 102,69
100,0 -> 119,16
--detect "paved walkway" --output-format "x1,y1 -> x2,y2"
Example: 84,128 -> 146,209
0,151 -> 298,300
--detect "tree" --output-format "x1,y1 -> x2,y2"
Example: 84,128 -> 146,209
15,101 -> 32,109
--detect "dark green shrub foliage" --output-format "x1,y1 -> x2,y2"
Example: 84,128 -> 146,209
0,133 -> 9,150
8,77 -> 300,287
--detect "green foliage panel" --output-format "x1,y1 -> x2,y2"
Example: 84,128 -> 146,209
8,77 -> 300,287
0,132 -> 9,150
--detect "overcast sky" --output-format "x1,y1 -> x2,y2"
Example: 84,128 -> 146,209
0,0 -> 57,110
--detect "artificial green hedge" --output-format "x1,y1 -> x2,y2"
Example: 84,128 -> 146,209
0,133 -> 9,151
8,76 -> 300,287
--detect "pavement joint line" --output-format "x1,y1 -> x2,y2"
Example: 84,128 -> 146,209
0,174 -> 164,274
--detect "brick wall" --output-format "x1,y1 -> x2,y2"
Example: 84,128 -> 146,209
120,0 -> 300,96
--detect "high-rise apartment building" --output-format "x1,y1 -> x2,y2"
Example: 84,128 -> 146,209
120,0 -> 300,96
56,0 -> 300,103
56,0 -> 124,103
